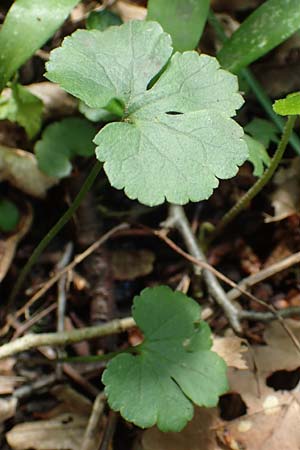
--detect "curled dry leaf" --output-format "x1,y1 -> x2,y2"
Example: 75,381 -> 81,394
265,157 -> 300,223
0,203 -> 33,282
0,397 -> 17,424
111,0 -> 147,22
0,145 -> 58,198
110,248 -> 155,280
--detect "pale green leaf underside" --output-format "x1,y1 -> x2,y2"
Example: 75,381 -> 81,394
46,20 -> 247,206
102,286 -> 228,432
244,134 -> 270,177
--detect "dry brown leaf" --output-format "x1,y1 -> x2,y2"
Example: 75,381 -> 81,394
49,385 -> 92,417
110,249 -> 155,280
6,413 -> 91,450
0,203 -> 33,282
0,397 -> 17,424
212,336 -> 248,370
265,157 -> 300,223
112,0 -> 147,22
0,145 -> 58,197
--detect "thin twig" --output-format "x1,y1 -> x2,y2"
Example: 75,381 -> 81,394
0,317 -> 135,359
167,205 -> 242,332
228,251 -> 300,301
2,223 -> 128,334
155,223 -> 300,354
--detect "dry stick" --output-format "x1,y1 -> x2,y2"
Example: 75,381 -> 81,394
154,227 -> 300,354
82,393 -> 106,450
0,317 -> 135,359
227,251 -> 300,301
4,223 -> 128,329
167,205 -> 242,333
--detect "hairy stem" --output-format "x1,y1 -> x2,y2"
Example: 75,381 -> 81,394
9,160 -> 102,305
211,115 -> 296,241
208,9 -> 300,154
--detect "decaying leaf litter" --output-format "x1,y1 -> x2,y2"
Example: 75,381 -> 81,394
1,0 -> 300,448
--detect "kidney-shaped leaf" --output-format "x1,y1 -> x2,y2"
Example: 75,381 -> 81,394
46,20 -> 247,206
273,92 -> 300,116
102,286 -> 228,432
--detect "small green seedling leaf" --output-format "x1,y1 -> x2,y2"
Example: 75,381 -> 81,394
86,10 -> 122,31
0,199 -> 20,232
244,134 -> 270,177
0,83 -> 43,139
35,118 -> 95,178
46,21 -> 247,206
273,92 -> 300,116
245,118 -> 279,148
218,0 -> 300,73
147,0 -> 210,52
102,286 -> 228,432
0,0 -> 80,91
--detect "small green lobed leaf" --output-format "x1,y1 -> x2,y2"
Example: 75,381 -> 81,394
35,118 -> 95,178
0,83 -> 43,139
244,134 -> 270,177
86,10 -> 122,31
245,118 -> 279,148
46,20 -> 247,206
102,286 -> 228,432
273,92 -> 300,116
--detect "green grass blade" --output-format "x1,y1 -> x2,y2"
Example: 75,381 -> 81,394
217,0 -> 300,73
147,0 -> 210,52
0,0 -> 80,91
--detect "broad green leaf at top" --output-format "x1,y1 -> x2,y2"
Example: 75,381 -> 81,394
46,20 -> 247,206
0,0 -> 80,92
273,92 -> 300,116
102,286 -> 228,432
218,0 -> 300,73
147,0 -> 210,52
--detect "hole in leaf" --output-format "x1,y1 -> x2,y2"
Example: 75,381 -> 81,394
61,415 -> 74,425
266,368 -> 300,391
165,111 -> 183,115
218,393 -> 247,420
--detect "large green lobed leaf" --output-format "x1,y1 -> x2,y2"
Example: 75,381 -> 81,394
0,0 -> 80,91
102,286 -> 228,432
46,20 -> 247,206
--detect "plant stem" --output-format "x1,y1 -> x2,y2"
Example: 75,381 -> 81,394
0,317 -> 135,359
61,347 -> 136,364
211,115 -> 296,241
208,9 -> 300,154
9,160 -> 102,305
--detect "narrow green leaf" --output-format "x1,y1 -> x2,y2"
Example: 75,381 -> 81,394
86,10 -> 122,31
102,286 -> 228,432
147,0 -> 209,52
35,118 -> 95,178
0,199 -> 20,232
217,0 -> 300,73
273,92 -> 300,116
0,0 -> 80,91
0,84 -> 43,139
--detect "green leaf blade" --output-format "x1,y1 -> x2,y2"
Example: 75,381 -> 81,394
102,286 -> 228,432
217,0 -> 300,73
0,199 -> 20,232
147,0 -> 209,52
0,0 -> 80,91
46,21 -> 173,110
273,92 -> 300,116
